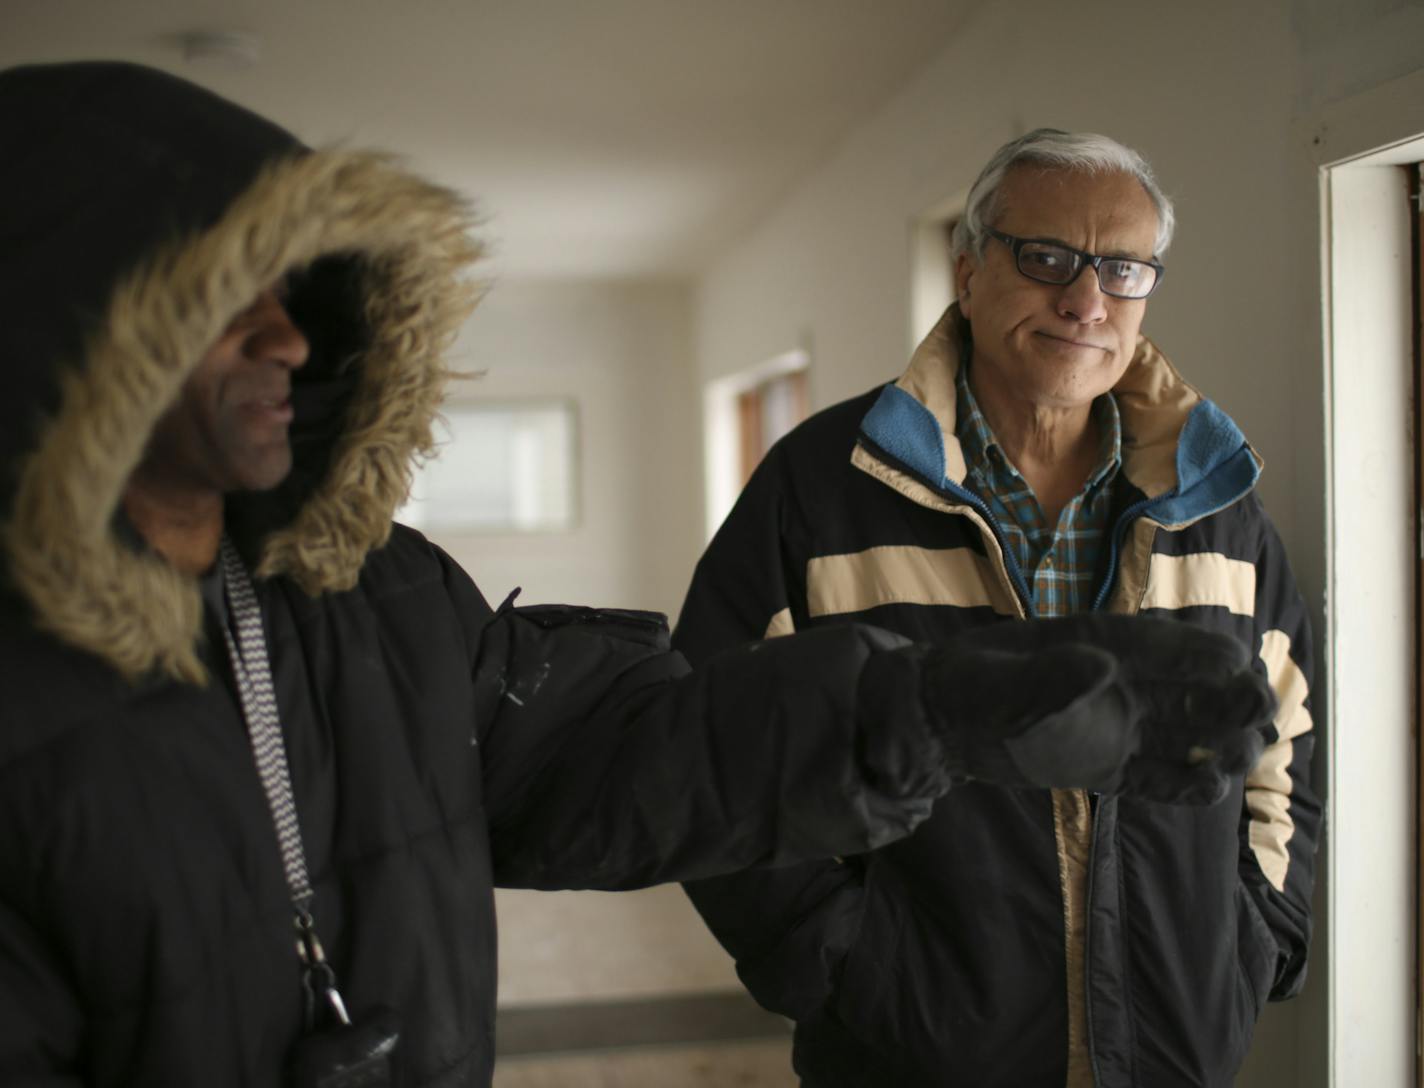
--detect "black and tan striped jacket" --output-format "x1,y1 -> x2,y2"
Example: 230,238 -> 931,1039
677,307 -> 1318,1088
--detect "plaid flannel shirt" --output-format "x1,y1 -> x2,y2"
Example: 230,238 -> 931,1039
955,362 -> 1121,617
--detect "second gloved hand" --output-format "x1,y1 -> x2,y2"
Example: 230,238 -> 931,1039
915,614 -> 1277,804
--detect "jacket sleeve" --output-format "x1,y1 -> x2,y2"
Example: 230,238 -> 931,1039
474,603 -> 949,892
1241,504 -> 1320,1000
675,441 -> 874,1021
0,893 -> 85,1086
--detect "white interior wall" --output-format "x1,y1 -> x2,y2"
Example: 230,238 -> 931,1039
697,1 -> 1318,550
691,1 -> 1424,1083
431,278 -> 702,622
422,278 -> 734,1009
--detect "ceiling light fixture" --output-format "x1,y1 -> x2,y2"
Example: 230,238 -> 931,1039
177,30 -> 262,69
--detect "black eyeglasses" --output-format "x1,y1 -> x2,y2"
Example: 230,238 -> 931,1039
985,228 -> 1164,300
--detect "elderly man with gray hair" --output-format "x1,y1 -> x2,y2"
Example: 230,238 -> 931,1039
674,129 -> 1318,1087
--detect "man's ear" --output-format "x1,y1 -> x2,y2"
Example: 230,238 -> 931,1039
954,251 -> 975,318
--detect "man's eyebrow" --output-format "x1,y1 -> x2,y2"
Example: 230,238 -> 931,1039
1027,234 -> 1152,260
1022,233 -> 1076,249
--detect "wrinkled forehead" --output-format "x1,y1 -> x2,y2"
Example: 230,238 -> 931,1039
992,165 -> 1160,252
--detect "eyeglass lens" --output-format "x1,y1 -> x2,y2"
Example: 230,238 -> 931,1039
1017,242 -> 1157,299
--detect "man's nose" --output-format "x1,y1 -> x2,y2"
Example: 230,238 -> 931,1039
248,290 -> 311,370
1057,266 -> 1109,324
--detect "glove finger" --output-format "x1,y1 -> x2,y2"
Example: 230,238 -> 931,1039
994,658 -> 1266,798
1113,621 -> 1252,684
1193,705 -> 1270,777
1138,669 -> 1277,770
966,614 -> 1250,682
1225,668 -> 1279,736
998,649 -> 1139,791
933,642 -> 1119,731
1120,756 -> 1232,806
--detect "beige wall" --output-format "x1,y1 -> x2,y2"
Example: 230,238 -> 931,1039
697,0 -> 1324,551
430,278 -> 702,623
423,279 -> 737,1010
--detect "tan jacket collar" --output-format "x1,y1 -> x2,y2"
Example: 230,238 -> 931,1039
894,304 -> 1228,501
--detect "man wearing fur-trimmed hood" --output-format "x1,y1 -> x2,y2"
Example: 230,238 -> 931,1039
0,64 -> 1279,1086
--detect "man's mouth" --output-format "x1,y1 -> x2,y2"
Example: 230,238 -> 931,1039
244,394 -> 294,424
1035,331 -> 1108,351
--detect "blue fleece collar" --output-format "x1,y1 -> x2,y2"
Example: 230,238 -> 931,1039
860,384 -> 952,487
858,383 -> 1259,525
1142,399 -> 1259,525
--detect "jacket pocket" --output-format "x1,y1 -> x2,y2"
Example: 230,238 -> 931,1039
831,857 -> 905,1047
1234,881 -> 1278,1019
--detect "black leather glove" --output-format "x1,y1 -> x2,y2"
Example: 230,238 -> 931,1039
916,614 -> 1277,804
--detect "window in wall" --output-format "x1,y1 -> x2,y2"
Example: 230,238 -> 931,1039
703,349 -> 809,539
398,400 -> 578,534
735,368 -> 809,486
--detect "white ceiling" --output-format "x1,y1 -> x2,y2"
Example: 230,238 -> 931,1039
3,0 -> 972,280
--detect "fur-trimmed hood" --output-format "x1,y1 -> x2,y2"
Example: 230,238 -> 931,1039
0,62 -> 481,684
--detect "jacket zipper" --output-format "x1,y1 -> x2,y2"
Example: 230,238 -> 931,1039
1079,500 -> 1150,1084
861,429 -> 1112,1078
861,429 -> 1126,1075
939,479 -> 1035,612
854,431 -> 1037,612
1083,800 -> 1105,1086
951,469 -> 1116,1080
1091,497 -> 1155,612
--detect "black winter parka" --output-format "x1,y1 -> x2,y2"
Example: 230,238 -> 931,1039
676,311 -> 1319,1087
0,62 -> 952,1086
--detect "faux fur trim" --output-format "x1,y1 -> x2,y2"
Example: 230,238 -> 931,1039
3,150 -> 481,685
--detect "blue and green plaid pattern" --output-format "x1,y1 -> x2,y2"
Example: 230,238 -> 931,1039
955,362 -> 1121,617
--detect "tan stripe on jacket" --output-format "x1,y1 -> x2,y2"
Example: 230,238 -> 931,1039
806,545 -> 1019,619
1248,629 -> 1312,891
1140,552 -> 1256,616
763,608 -> 795,639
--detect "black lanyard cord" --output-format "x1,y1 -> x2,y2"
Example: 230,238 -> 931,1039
217,536 -> 350,1029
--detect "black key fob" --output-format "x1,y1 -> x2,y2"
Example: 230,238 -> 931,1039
288,1006 -> 401,1088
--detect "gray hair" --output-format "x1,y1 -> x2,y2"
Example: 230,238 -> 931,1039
950,128 -> 1175,264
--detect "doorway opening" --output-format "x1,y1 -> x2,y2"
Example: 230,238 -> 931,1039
702,349 -> 810,540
